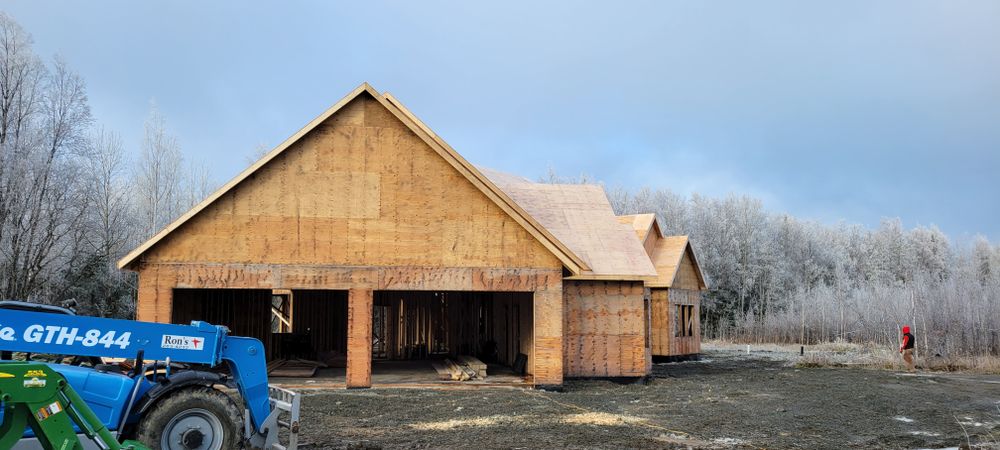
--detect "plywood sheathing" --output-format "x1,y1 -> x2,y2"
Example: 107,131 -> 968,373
347,288 -> 373,388
615,213 -> 657,246
616,214 -> 708,290
563,280 -> 650,377
133,264 -> 563,322
481,168 -> 657,281
617,214 -> 707,357
650,288 -> 701,356
128,94 -> 565,273
118,83 -> 586,276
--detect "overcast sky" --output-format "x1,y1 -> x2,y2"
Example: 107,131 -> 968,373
4,1 -> 999,241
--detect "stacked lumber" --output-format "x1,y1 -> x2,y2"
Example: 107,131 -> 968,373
266,358 -> 326,378
457,355 -> 487,377
434,356 -> 488,381
430,361 -> 453,380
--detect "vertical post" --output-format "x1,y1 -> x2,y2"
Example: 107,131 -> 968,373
532,284 -> 564,389
136,265 -> 173,323
346,288 -> 374,388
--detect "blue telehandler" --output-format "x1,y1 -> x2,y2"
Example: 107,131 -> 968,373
0,301 -> 300,450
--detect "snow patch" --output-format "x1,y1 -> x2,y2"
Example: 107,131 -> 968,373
908,431 -> 941,437
894,416 -> 915,423
712,437 -> 748,446
956,417 -> 986,427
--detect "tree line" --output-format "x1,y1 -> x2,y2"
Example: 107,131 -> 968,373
0,14 -> 212,317
604,184 -> 1000,357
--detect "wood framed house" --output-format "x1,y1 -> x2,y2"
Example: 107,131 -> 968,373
119,83 -> 703,388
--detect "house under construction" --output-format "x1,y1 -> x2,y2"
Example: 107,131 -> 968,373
118,83 -> 708,388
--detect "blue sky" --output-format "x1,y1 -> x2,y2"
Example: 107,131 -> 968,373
4,1 -> 999,241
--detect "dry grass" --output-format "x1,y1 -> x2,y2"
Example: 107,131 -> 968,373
560,412 -> 649,426
704,339 -> 1000,374
408,415 -> 523,431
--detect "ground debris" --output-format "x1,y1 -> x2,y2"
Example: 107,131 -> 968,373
297,347 -> 1000,449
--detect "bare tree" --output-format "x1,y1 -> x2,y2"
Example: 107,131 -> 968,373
85,128 -> 133,259
0,26 -> 92,300
134,103 -> 184,239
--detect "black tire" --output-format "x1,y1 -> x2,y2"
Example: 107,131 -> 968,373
135,386 -> 244,450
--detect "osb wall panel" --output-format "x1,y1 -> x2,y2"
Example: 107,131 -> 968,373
650,288 -> 701,356
141,93 -> 561,272
533,287 -> 563,386
563,280 -> 649,377
674,250 -> 701,290
641,230 -> 657,260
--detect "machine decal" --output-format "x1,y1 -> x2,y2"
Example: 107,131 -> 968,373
0,322 -> 133,350
34,401 -> 62,421
0,372 -> 13,378
24,377 -> 46,388
161,334 -> 204,350
25,369 -> 46,377
0,325 -> 14,341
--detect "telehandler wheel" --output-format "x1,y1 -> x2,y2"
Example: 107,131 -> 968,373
135,386 -> 244,450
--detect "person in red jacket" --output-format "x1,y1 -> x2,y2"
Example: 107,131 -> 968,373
899,325 -> 915,372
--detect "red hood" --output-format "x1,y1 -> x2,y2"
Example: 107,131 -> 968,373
902,326 -> 910,334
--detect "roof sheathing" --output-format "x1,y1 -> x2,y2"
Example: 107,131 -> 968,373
482,169 -> 658,281
118,83 -> 588,275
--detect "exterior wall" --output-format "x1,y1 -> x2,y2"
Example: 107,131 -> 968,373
651,249 -> 704,357
674,251 -> 702,291
650,288 -> 701,356
132,93 -> 567,387
563,280 -> 650,377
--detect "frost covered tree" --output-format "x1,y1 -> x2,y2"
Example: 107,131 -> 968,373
134,104 -> 184,239
599,177 -> 1000,356
0,14 -> 214,316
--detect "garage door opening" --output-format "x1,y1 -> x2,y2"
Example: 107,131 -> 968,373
371,291 -> 533,384
172,289 -> 348,380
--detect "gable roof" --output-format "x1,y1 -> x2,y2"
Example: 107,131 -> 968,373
647,235 -> 707,289
615,214 -> 707,289
616,214 -> 658,243
481,168 -> 658,281
118,83 -> 588,274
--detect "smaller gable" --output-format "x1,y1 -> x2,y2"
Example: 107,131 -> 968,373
483,168 -> 657,281
648,235 -> 708,290
616,214 -> 708,290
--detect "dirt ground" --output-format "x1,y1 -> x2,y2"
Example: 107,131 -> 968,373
294,347 -> 1000,449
